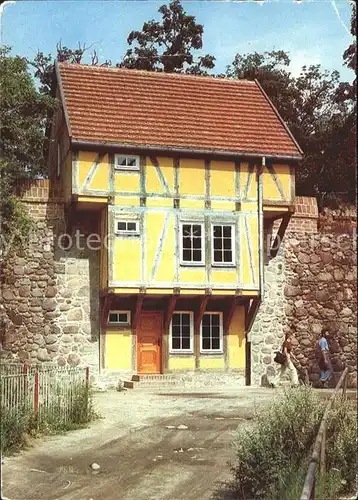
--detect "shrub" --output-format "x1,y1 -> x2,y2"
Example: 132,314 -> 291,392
0,405 -> 32,453
230,387 -> 357,499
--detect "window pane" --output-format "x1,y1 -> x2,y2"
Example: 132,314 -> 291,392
109,313 -> 118,323
127,222 -> 136,231
202,326 -> 211,338
172,337 -> 181,350
193,225 -> 202,236
212,338 -> 220,350
213,226 -> 222,237
202,338 -> 211,350
214,250 -> 223,262
223,238 -> 232,250
224,250 -> 233,262
127,158 -> 136,166
183,225 -> 191,236
213,238 -> 222,250
117,222 -> 126,231
202,315 -> 210,327
211,315 -> 220,327
117,157 -> 127,166
183,236 -> 192,249
193,250 -> 202,262
182,337 -> 190,350
172,325 -> 181,337
182,326 -> 190,338
172,314 -> 180,326
118,313 -> 128,323
181,314 -> 190,326
223,226 -> 232,238
193,237 -> 201,249
183,250 -> 191,262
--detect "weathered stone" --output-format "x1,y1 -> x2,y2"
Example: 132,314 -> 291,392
315,289 -> 330,302
45,335 -> 58,345
37,348 -> 51,362
2,289 -> 15,301
45,286 -> 57,298
13,266 -> 25,275
42,299 -> 56,312
18,285 -> 31,297
67,308 -> 83,321
341,307 -> 353,317
57,356 -> 66,366
31,289 -> 43,298
67,353 -> 81,366
284,285 -> 301,297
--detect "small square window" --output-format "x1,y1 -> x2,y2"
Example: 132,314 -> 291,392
200,312 -> 223,353
108,310 -> 131,325
170,312 -> 194,352
115,220 -> 139,235
180,223 -> 204,265
114,155 -> 140,171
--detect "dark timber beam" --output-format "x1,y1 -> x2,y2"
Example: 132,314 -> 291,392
164,294 -> 178,333
194,295 -> 209,334
132,294 -> 145,330
223,296 -> 239,333
245,297 -> 261,333
270,213 -> 291,259
100,295 -> 111,330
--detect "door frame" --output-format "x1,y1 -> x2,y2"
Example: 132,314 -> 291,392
136,311 -> 163,374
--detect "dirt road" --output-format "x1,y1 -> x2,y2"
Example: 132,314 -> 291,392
2,387 -> 274,500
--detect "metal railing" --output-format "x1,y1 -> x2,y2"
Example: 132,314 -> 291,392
300,367 -> 349,500
0,363 -> 90,426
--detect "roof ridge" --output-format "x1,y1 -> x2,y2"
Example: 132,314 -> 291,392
58,62 -> 257,85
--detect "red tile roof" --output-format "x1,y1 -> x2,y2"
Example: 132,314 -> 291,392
57,63 -> 302,159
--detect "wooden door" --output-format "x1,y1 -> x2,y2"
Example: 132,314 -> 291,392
137,312 -> 162,374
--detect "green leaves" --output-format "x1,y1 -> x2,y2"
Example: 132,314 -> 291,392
121,0 -> 215,74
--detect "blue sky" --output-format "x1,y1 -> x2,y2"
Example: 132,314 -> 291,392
1,0 -> 354,81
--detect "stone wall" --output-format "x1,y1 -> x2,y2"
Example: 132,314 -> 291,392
252,197 -> 357,388
0,180 -> 100,372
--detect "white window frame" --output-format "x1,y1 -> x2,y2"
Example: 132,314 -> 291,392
211,223 -> 235,267
107,310 -> 131,326
115,219 -> 140,236
114,154 -> 140,171
169,311 -> 194,353
180,222 -> 205,266
200,312 -> 223,353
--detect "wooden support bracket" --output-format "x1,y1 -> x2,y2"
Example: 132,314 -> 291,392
164,294 -> 178,333
195,295 -> 209,333
245,297 -> 260,332
132,294 -> 145,330
270,213 -> 291,259
100,295 -> 111,330
223,296 -> 239,334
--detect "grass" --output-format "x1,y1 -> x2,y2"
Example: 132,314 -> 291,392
0,382 -> 98,454
227,386 -> 357,499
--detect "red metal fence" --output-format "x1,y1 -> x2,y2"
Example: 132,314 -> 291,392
0,363 -> 90,426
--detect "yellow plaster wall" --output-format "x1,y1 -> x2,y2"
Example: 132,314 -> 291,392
112,237 -> 141,282
262,164 -> 291,201
105,329 -> 132,370
114,172 -> 140,193
199,357 -> 225,370
210,161 -> 235,197
168,356 -> 196,371
227,305 -> 245,369
179,158 -> 205,195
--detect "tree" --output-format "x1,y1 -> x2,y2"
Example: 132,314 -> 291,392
0,46 -> 56,245
30,41 -> 111,95
120,0 -> 215,74
226,50 -> 355,203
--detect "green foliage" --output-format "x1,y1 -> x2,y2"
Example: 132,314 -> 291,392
0,381 -> 98,455
120,0 -> 215,74
229,387 -> 357,499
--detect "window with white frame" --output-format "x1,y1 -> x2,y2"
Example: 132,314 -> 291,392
201,312 -> 223,352
115,220 -> 139,235
114,154 -> 140,171
180,222 -> 204,265
212,224 -> 235,265
170,312 -> 194,352
108,310 -> 131,325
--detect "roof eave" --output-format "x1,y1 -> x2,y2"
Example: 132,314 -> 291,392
254,79 -> 304,157
55,60 -> 72,139
71,139 -> 302,161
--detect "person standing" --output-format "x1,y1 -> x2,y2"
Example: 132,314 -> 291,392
271,332 -> 299,388
317,329 -> 333,387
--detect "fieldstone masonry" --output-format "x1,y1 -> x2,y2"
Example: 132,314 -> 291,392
0,181 -> 100,372
1,184 -> 357,387
252,198 -> 357,388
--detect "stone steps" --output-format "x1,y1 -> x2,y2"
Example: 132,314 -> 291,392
123,372 -> 246,390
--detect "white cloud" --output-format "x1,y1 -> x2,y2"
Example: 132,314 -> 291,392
288,49 -> 322,77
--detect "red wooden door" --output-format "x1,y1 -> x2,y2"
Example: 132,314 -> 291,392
137,312 -> 162,374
